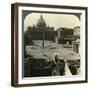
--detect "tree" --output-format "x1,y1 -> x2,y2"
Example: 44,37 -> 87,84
24,31 -> 33,45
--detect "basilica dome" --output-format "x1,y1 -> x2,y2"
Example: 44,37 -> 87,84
37,14 -> 46,27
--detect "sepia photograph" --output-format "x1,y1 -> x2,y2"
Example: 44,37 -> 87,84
24,12 -> 81,77
11,3 -> 87,87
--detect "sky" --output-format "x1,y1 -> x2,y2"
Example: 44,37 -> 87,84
24,13 -> 80,31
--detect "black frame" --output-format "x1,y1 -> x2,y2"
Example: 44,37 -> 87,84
11,3 -> 88,87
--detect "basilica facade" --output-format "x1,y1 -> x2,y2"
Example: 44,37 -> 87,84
25,14 -> 56,42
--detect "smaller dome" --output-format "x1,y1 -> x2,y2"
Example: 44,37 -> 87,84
37,14 -> 46,27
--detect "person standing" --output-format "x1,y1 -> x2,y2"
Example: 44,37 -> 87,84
52,53 -> 65,76
59,57 -> 65,75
